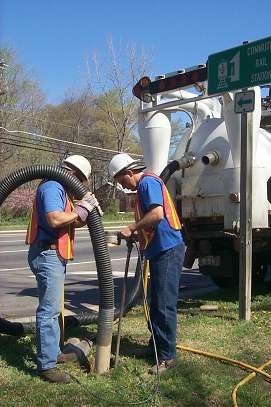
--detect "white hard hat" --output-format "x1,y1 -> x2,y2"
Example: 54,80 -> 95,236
62,155 -> 92,180
109,153 -> 145,179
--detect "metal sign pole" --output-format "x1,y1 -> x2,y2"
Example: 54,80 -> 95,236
239,89 -> 253,320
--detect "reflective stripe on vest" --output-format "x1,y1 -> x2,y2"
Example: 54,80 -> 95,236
134,172 -> 181,250
25,191 -> 74,260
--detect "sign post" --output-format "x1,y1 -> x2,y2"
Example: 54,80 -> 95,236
238,91 -> 253,320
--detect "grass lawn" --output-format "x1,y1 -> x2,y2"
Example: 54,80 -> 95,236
1,283 -> 271,406
0,213 -> 134,230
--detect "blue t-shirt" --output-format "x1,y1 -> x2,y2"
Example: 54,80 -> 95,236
137,175 -> 183,260
36,180 -> 66,241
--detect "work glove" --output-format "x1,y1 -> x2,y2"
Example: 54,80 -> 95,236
74,192 -> 103,222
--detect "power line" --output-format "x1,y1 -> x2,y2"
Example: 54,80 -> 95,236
0,132 -> 110,157
0,134 -> 112,161
0,126 -> 121,154
0,139 -> 112,163
0,126 -> 143,157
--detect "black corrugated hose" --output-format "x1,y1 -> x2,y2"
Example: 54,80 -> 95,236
0,165 -> 115,372
0,162 -> 174,332
159,160 -> 180,184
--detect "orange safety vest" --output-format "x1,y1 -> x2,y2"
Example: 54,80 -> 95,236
134,172 -> 182,251
25,187 -> 75,260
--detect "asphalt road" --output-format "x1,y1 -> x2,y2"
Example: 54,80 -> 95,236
0,228 -> 217,320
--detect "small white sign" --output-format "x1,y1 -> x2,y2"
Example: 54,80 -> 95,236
234,90 -> 255,114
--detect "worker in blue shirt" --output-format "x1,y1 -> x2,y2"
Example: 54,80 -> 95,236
27,155 -> 102,384
109,153 -> 185,374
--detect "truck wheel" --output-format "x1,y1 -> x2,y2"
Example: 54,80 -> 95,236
252,263 -> 267,284
199,266 -> 238,288
199,252 -> 239,288
199,262 -> 267,288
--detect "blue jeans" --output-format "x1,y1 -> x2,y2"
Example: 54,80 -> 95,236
28,244 -> 66,371
149,242 -> 185,362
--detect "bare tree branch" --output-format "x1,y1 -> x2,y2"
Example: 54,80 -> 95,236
84,38 -> 151,153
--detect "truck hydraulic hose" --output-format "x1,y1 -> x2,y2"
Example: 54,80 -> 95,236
0,164 -> 113,373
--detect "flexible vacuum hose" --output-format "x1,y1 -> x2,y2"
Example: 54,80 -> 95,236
101,163 -> 180,322
159,153 -> 196,184
0,163 -> 168,365
159,160 -> 180,184
0,164 -> 113,373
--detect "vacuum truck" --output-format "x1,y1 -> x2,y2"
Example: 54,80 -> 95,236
133,65 -> 271,287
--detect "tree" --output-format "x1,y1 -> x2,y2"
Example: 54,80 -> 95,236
41,38 -> 150,171
40,90 -> 116,168
0,47 -> 47,177
169,117 -> 190,158
39,91 -> 94,161
85,37 -> 151,154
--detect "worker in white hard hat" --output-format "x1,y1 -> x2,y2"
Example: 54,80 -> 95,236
62,154 -> 92,185
109,153 -> 185,375
108,153 -> 146,179
26,155 -> 102,384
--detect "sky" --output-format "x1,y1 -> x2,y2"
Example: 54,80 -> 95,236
1,0 -> 271,104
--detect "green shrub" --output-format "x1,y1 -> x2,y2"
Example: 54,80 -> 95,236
103,201 -> 133,221
0,213 -> 29,226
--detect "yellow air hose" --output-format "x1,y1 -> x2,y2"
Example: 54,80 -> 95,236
141,268 -> 271,407
176,344 -> 271,381
176,345 -> 271,406
143,260 -> 149,321
59,285 -> 65,348
231,359 -> 271,407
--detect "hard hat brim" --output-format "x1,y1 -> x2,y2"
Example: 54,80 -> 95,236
114,161 -> 146,178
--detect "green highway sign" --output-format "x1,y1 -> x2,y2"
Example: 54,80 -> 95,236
208,36 -> 271,95
234,90 -> 255,113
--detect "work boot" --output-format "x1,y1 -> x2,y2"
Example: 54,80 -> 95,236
39,367 -> 71,384
148,359 -> 177,375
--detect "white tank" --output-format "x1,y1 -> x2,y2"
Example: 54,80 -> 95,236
168,86 -> 271,230
138,110 -> 171,175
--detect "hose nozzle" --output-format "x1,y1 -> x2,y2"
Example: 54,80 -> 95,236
105,231 -> 138,247
105,231 -> 121,246
201,151 -> 220,166
176,152 -> 196,169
